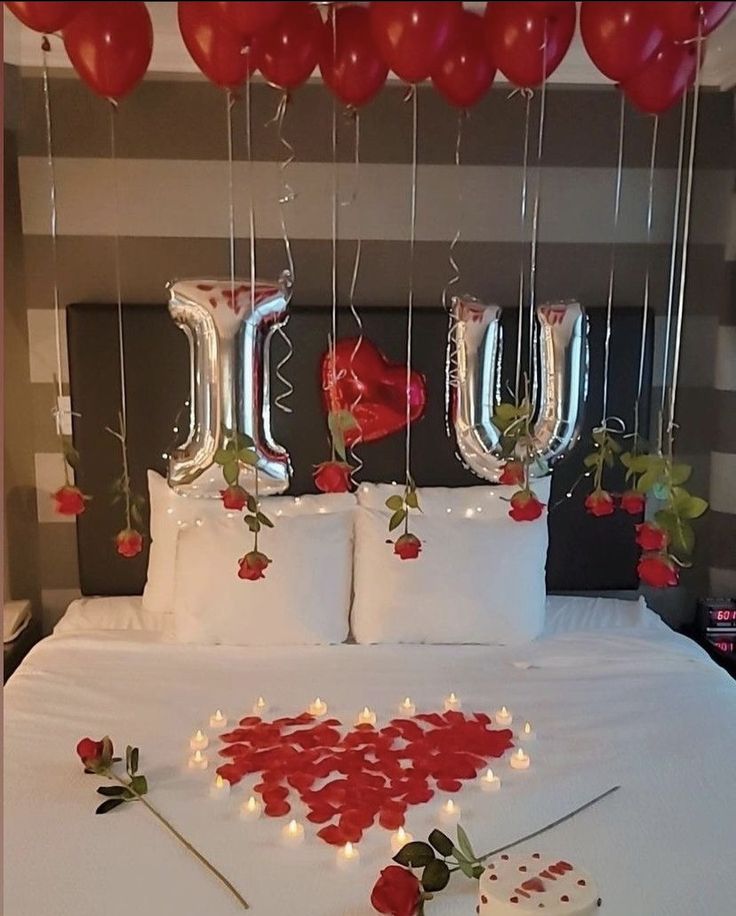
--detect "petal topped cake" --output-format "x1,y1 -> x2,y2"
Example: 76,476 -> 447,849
478,854 -> 601,914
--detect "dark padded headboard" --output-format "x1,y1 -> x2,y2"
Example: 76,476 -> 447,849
67,304 -> 652,596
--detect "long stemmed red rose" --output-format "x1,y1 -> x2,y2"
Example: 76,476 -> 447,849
313,408 -> 357,493
386,479 -> 422,559
76,736 -> 249,910
492,395 -> 547,523
106,411 -> 145,558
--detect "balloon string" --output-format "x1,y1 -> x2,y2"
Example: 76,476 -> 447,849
225,89 -> 239,437
667,30 -> 702,458
346,110 -> 365,481
601,93 -> 626,425
658,99 -> 687,451
633,115 -> 659,446
514,91 -> 532,405
528,29 -> 548,408
443,109 -> 466,437
404,84 -> 419,499
330,49 -> 338,397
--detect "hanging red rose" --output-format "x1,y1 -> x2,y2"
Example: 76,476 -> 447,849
313,461 -> 352,494
221,485 -> 249,511
115,528 -> 144,559
498,461 -> 525,487
52,484 -> 88,516
238,550 -> 271,581
371,865 -> 423,916
620,490 -> 646,515
635,522 -> 668,552
638,554 -> 679,588
509,490 -> 545,522
393,533 -> 422,561
585,490 -> 615,517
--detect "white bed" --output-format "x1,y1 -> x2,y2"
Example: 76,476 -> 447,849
4,596 -> 736,916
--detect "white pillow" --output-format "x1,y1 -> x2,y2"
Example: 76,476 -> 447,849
544,595 -> 666,634
143,471 -> 356,614
172,512 -> 353,646
356,478 -> 551,518
351,507 -> 547,645
54,596 -> 173,635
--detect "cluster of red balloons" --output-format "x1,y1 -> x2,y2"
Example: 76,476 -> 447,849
5,2 -> 734,113
581,1 -> 733,114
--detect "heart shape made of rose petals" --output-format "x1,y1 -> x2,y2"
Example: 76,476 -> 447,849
216,709 -> 513,846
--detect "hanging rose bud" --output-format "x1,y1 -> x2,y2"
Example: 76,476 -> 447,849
584,490 -> 615,517
508,490 -> 545,522
115,528 -> 144,559
220,485 -> 249,511
238,550 -> 271,581
620,490 -> 646,515
499,461 -> 525,487
313,461 -> 352,494
52,484 -> 89,516
393,533 -> 422,561
637,554 -> 679,588
635,522 -> 668,552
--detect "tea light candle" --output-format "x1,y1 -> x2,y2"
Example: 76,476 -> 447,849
308,697 -> 328,717
391,826 -> 414,854
209,773 -> 231,800
188,749 -> 208,771
240,795 -> 262,821
444,692 -> 461,712
399,697 -> 416,717
357,706 -> 377,727
510,748 -> 530,770
337,841 -> 360,870
282,818 -> 305,846
518,721 -> 536,741
209,709 -> 228,729
189,729 -> 209,751
253,696 -> 268,716
479,768 -> 501,792
495,706 -> 513,727
439,798 -> 461,826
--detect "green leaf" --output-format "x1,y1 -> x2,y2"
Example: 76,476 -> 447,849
246,494 -> 258,513
245,515 -> 260,533
583,454 -> 599,469
421,859 -> 450,893
405,490 -> 419,510
456,824 -> 476,862
214,449 -> 231,466
388,509 -> 406,532
96,785 -> 130,798
672,520 -> 695,556
125,745 -> 132,774
257,512 -> 273,528
240,450 -> 259,467
608,437 -> 622,454
393,841 -> 435,868
237,448 -> 255,463
456,858 -> 475,878
428,829 -> 454,858
130,747 -> 139,776
385,495 -> 404,511
130,504 -> 143,529
95,798 -> 125,815
130,775 -> 148,796
222,462 -> 239,486
494,402 -> 519,422
471,864 -> 485,879
680,495 -> 708,520
236,433 -> 254,449
636,468 -> 661,494
654,509 -> 679,535
669,463 -> 692,486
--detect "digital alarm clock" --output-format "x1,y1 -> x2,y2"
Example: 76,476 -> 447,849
697,598 -> 736,633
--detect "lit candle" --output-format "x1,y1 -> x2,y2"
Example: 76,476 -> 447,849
336,841 -> 360,870
510,748 -> 530,770
240,795 -> 262,821
357,706 -> 377,727
209,709 -> 228,729
209,773 -> 231,800
495,706 -> 513,727
253,696 -> 268,716
479,768 -> 501,792
518,721 -> 536,742
189,729 -> 209,751
444,692 -> 461,712
439,798 -> 461,826
308,697 -> 328,717
187,749 -> 208,771
282,818 -> 305,846
391,826 -> 414,854
399,697 -> 416,717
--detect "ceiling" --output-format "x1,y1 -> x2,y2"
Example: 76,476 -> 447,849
4,2 -> 736,89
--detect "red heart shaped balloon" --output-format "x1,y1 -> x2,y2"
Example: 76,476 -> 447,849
321,338 -> 428,445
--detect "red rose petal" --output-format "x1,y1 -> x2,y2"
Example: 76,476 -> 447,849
436,778 -> 462,792
317,824 -> 348,846
264,799 -> 291,817
379,808 -> 405,829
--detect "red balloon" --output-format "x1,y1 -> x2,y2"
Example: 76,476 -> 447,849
252,1 -> 322,90
5,1 -> 83,33
213,2 -> 286,40
179,2 -> 254,89
581,2 -> 663,82
622,40 -> 699,114
369,1 -> 462,84
431,10 -> 496,108
485,1 -> 576,89
63,1 -> 152,100
319,5 -> 388,108
321,338 -> 427,445
652,1 -> 734,41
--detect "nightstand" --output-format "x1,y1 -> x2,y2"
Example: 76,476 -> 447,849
3,606 -> 40,684
677,624 -> 736,680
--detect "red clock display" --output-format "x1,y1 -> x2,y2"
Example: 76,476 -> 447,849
709,607 -> 736,626
700,598 -> 736,632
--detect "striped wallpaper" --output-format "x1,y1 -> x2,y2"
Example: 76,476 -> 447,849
4,70 -> 735,631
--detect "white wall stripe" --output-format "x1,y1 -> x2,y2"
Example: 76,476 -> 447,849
27,308 -> 68,384
18,157 -> 734,245
715,325 -> 736,391
710,451 -> 736,515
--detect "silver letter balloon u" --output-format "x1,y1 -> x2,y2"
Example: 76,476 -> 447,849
450,297 -> 589,482
167,274 -> 292,496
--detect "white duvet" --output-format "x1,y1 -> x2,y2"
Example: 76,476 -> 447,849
4,601 -> 736,916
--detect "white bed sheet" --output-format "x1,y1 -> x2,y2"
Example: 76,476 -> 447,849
5,618 -> 736,915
